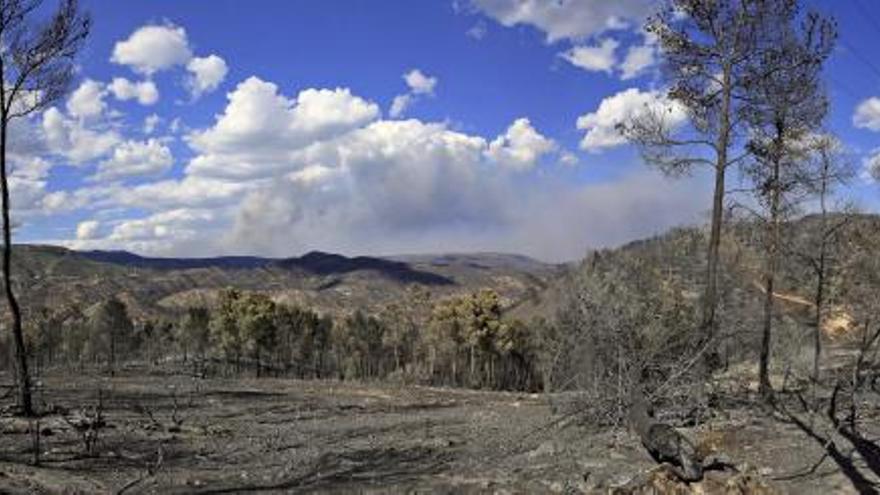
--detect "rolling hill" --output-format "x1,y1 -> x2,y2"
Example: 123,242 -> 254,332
510,213 -> 880,334
8,212 -> 878,327
10,246 -> 566,321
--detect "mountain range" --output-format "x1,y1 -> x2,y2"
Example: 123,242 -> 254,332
10,212 -> 879,326
13,246 -> 565,321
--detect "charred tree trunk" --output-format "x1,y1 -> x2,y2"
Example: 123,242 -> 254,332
702,64 -> 732,340
812,166 -> 830,384
813,248 -> 826,384
0,114 -> 32,416
759,146 -> 783,402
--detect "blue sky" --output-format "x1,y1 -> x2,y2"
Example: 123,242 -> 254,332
9,0 -> 880,261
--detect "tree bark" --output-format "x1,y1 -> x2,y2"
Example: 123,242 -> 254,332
759,149 -> 782,402
813,248 -> 825,384
0,113 -> 33,416
704,159 -> 727,335
813,166 -> 829,384
701,63 -> 733,368
109,325 -> 116,375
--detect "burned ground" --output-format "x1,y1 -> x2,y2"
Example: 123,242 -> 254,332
1,362 -> 878,494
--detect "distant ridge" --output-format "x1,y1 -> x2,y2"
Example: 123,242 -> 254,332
79,249 -> 455,286
79,250 -> 272,270
390,252 -> 564,272
277,251 -> 454,286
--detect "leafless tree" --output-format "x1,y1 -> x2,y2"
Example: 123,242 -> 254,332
741,10 -> 835,400
0,0 -> 90,415
793,136 -> 854,386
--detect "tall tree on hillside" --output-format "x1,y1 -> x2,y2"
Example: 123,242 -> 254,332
0,0 -> 90,415
742,9 -> 835,400
621,0 -> 804,355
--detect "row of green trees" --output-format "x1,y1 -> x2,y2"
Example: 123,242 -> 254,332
196,289 -> 334,378
5,287 -> 543,392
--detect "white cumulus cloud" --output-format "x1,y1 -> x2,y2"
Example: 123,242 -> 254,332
143,114 -> 162,134
472,1 -> 657,81
111,23 -> 193,75
111,23 -> 229,101
390,94 -> 413,118
94,138 -> 174,181
390,69 -> 438,118
42,107 -> 121,164
76,220 -> 100,240
486,118 -> 557,171
854,97 -> 880,131
186,54 -> 229,97
619,42 -> 656,80
404,69 -> 437,95
66,80 -> 107,119
110,209 -> 214,242
469,0 -> 653,43
561,39 -> 619,74
9,157 -> 52,214
576,88 -> 687,152
108,77 -> 159,105
187,76 -> 380,179
863,150 -> 880,182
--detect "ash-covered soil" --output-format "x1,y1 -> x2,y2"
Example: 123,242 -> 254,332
0,369 -> 878,494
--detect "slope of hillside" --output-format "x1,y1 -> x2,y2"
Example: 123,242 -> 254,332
13,213 -> 876,325
11,246 -> 565,320
511,213 -> 880,328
